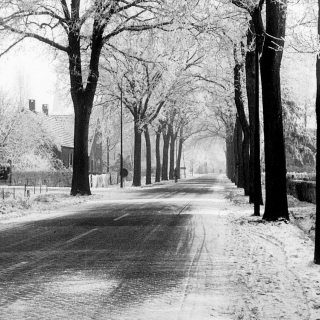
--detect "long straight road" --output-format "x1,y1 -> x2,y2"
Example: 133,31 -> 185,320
0,175 -> 311,320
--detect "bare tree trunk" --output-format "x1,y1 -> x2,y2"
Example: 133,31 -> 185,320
144,126 -> 152,185
161,124 -> 170,181
233,43 -> 250,195
260,0 -> 289,221
242,134 -> 250,195
233,121 -> 239,186
314,0 -> 320,264
169,126 -> 175,180
132,121 -> 142,187
176,141 -> 183,179
68,19 -> 104,196
246,25 -> 256,200
236,116 -> 244,188
176,126 -> 184,179
71,101 -> 91,195
155,126 -> 161,183
226,133 -> 235,182
226,137 -> 232,180
106,137 -> 110,173
246,21 -> 263,205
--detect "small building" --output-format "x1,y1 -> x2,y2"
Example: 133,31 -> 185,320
26,100 -> 103,173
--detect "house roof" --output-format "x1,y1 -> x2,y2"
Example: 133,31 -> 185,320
50,115 -> 74,148
28,111 -> 73,150
26,110 -> 99,153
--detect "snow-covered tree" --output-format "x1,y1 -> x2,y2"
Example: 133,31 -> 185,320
0,0 -> 178,195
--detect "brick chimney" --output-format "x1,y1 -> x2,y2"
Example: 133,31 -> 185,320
42,104 -> 48,115
29,99 -> 35,112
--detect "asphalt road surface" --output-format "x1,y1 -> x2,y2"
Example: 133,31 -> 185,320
0,174 -> 244,320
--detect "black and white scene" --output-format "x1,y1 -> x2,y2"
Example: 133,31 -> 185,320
0,1 -> 320,319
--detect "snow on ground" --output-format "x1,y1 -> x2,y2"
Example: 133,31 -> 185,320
0,176 -> 320,319
0,192 -> 99,222
224,186 -> 319,320
0,178 -> 178,222
226,214 -> 318,319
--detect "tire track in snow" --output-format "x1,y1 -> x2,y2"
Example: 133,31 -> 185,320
230,218 -> 311,320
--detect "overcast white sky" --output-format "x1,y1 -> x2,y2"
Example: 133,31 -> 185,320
0,41 -> 58,114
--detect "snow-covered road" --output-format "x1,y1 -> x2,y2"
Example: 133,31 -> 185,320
0,174 -> 319,319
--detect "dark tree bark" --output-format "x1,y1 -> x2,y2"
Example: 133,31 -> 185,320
230,136 -> 235,182
235,116 -> 244,188
226,133 -> 235,182
226,137 -> 231,180
245,21 -> 263,206
176,126 -> 184,179
124,97 -> 164,187
169,125 -> 176,180
106,137 -> 110,173
155,125 -> 162,183
225,139 -> 230,179
246,23 -> 257,201
232,0 -> 266,215
133,121 -> 142,186
124,91 -> 165,187
233,120 -> 240,186
233,43 -> 250,195
69,16 -> 105,195
242,134 -> 250,195
251,3 -> 266,212
314,0 -> 320,264
144,126 -> 152,185
71,105 -> 91,195
161,124 -> 170,181
260,0 -> 289,221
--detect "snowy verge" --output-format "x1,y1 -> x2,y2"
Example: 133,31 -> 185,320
228,213 -> 320,320
224,187 -> 319,320
0,192 -> 103,222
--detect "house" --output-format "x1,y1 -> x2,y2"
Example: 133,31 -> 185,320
27,99 -> 103,173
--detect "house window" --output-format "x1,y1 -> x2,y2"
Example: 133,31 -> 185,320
91,159 -> 94,172
68,153 -> 73,167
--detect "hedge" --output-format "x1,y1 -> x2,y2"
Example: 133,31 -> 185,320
286,178 -> 316,204
8,171 -> 133,188
11,171 -> 73,187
